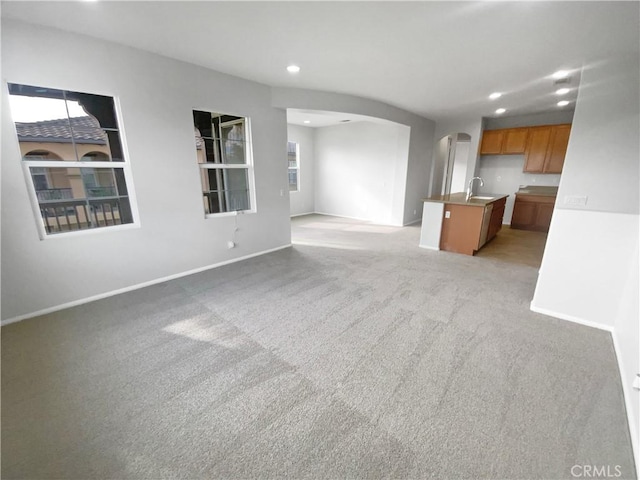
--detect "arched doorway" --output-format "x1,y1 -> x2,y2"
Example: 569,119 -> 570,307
432,132 -> 472,196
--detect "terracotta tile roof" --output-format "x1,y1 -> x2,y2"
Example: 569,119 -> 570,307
15,116 -> 107,144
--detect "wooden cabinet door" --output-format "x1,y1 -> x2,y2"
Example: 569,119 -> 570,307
479,130 -> 505,155
502,128 -> 529,154
535,203 -> 555,230
524,127 -> 552,172
512,195 -> 555,232
511,200 -> 536,227
543,124 -> 571,173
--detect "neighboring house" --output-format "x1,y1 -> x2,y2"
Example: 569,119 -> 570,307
15,116 -> 121,231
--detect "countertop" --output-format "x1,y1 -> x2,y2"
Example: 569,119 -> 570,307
516,185 -> 558,197
422,192 -> 509,207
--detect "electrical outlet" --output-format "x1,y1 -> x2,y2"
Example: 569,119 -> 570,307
413,209 -> 417,215
445,211 -> 451,219
564,195 -> 588,206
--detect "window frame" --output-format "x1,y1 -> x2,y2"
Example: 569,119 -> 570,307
8,83 -> 140,240
287,141 -> 300,192
193,110 -> 257,218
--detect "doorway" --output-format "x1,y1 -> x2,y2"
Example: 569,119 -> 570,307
432,132 -> 472,196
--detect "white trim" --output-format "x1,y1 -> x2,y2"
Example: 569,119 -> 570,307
418,245 -> 440,251
205,209 -> 255,219
199,164 -> 250,170
611,331 -> 640,471
290,212 -> 316,218
1,244 -> 292,327
23,160 -> 125,169
36,222 -> 140,240
529,301 -> 614,333
529,302 -> 614,332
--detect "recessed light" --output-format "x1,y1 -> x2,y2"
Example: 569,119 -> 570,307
489,92 -> 502,100
303,120 -> 311,124
557,100 -> 570,107
495,108 -> 506,115
555,88 -> 570,95
287,65 -> 300,74
552,70 -> 570,79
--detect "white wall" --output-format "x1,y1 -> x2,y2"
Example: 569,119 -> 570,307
532,54 -> 639,464
613,240 -> 639,465
287,124 -> 315,216
314,121 -> 410,225
1,20 -> 291,321
483,110 -> 575,130
272,88 -> 435,225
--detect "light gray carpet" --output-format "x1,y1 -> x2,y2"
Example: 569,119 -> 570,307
2,214 -> 636,479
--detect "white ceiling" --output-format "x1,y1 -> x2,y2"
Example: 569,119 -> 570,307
2,1 -> 638,123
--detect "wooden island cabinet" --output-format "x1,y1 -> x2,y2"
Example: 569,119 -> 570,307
438,195 -> 508,255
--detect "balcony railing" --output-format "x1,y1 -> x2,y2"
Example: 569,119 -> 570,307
86,186 -> 117,197
36,188 -> 73,202
38,197 -> 132,233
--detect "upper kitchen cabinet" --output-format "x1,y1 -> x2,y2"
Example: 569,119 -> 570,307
523,124 -> 571,173
479,123 -> 571,174
523,126 -> 553,172
479,130 -> 505,154
544,124 -> 572,173
502,128 -> 529,154
479,128 -> 528,155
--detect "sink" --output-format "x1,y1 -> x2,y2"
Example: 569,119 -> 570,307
470,196 -> 494,200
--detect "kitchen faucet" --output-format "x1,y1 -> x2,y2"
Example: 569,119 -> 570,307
466,176 -> 484,201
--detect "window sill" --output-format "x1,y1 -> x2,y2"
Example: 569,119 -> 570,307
204,209 -> 255,219
39,221 -> 141,241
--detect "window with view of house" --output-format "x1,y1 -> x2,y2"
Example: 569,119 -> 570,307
287,141 -> 299,192
193,110 -> 254,215
8,83 -> 136,237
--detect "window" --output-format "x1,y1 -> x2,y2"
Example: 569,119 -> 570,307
193,110 -> 254,215
8,83 -> 136,236
287,141 -> 299,192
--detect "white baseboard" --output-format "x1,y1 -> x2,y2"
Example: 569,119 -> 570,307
290,212 -> 315,218
529,303 -> 614,332
418,244 -> 440,251
1,244 -> 292,327
530,302 -> 638,470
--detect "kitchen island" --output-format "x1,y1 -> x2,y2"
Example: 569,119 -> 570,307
419,193 -> 509,255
